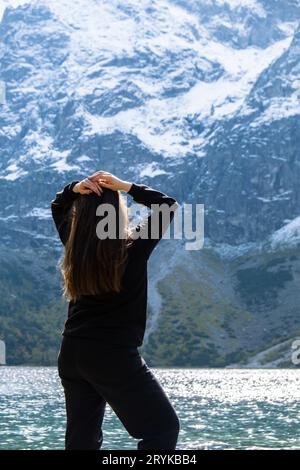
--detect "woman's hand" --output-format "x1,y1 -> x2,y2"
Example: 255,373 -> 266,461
72,176 -> 103,196
89,171 -> 132,192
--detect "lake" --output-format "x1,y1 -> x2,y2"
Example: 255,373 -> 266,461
0,367 -> 299,450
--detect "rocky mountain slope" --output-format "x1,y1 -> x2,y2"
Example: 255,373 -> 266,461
0,0 -> 299,366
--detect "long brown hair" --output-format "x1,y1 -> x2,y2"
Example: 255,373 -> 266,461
60,188 -> 133,301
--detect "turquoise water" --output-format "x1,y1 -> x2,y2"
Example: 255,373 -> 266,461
0,367 -> 299,450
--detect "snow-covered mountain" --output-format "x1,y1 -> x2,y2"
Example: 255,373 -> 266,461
0,0 -> 299,365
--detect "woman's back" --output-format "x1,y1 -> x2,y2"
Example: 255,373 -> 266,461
64,240 -> 149,346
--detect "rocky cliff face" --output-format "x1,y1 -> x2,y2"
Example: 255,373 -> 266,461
0,0 -> 299,366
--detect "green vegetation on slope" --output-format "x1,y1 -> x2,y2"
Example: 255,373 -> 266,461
141,246 -> 300,368
141,248 -> 252,367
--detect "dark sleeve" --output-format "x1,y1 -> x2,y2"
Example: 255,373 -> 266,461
127,183 -> 179,259
50,181 -> 80,245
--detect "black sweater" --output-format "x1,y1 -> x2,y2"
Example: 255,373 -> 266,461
51,181 -> 178,347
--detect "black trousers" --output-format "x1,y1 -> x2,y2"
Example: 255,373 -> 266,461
58,335 -> 180,450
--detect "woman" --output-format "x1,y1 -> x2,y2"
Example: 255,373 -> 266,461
51,170 -> 180,450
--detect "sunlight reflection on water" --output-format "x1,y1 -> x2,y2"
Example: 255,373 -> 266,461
0,367 -> 299,450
